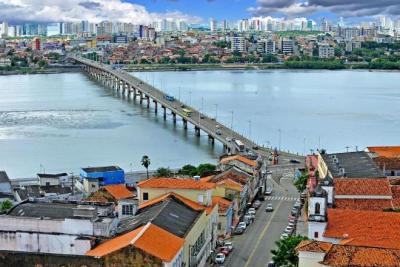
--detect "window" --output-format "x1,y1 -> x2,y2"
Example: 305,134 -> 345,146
143,192 -> 149,201
122,204 -> 134,216
197,194 -> 204,203
91,184 -> 96,188
45,182 -> 50,186
217,222 -> 222,230
315,202 -> 321,215
314,232 -> 319,238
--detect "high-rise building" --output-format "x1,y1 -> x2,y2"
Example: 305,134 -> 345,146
238,19 -> 249,32
0,22 -> 8,37
7,26 -> 16,37
281,38 -> 294,54
47,23 -> 61,36
210,18 -> 217,32
318,44 -> 335,58
32,37 -> 41,51
266,39 -> 276,54
222,20 -> 228,31
82,20 -> 89,32
307,20 -> 313,31
231,35 -> 246,52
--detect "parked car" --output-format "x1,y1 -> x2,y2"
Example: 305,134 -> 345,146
267,260 -> 276,267
244,214 -> 253,224
238,222 -> 247,230
290,159 -> 301,164
224,242 -> 233,252
258,195 -> 265,201
294,201 -> 302,209
265,187 -> 273,195
218,246 -> 230,256
291,208 -> 300,216
288,222 -> 295,228
234,227 -> 244,235
265,203 -> 273,212
288,218 -> 297,224
248,208 -> 256,215
253,200 -> 261,209
215,253 -> 226,264
284,226 -> 294,234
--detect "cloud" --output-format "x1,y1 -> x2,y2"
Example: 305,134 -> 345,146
0,0 -> 202,24
249,0 -> 400,18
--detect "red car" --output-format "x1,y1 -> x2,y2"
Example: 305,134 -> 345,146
218,246 -> 230,256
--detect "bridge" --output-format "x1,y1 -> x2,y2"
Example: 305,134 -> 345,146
70,56 -> 303,164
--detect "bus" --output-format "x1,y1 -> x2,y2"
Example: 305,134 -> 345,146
164,94 -> 175,101
234,139 -> 245,152
182,108 -> 192,117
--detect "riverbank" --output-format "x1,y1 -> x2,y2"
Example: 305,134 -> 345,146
0,66 -> 81,76
122,62 -> 400,72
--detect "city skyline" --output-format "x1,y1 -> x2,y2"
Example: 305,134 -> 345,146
0,0 -> 400,25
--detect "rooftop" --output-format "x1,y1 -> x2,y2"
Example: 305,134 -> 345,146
137,178 -> 215,190
321,151 -> 384,178
297,240 -> 400,267
86,223 -> 184,262
373,157 -> 400,171
334,178 -> 392,196
103,184 -> 134,200
37,173 -> 68,178
82,166 -> 122,173
367,146 -> 400,158
324,209 -> 400,249
209,167 -> 252,185
220,155 -> 257,167
118,194 -> 202,238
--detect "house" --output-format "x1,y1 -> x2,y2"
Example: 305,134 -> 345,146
333,178 -> 393,210
297,240 -> 400,267
213,196 -> 234,237
367,146 -> 400,177
0,171 -> 12,193
308,208 -> 400,249
81,166 -> 125,193
119,193 -> 217,267
86,222 -> 185,267
86,184 -> 138,218
0,201 -> 117,255
137,177 -> 215,206
317,151 -> 384,178
37,173 -> 68,187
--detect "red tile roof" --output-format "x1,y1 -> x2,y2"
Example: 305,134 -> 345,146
86,223 -> 184,262
212,196 -> 232,214
324,209 -> 400,249
137,178 -> 215,190
334,199 -> 393,211
103,184 -> 135,200
368,146 -> 400,158
220,155 -> 257,167
334,178 -> 392,196
297,240 -> 400,267
374,157 -> 400,170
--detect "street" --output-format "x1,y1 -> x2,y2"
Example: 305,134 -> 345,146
219,169 -> 301,267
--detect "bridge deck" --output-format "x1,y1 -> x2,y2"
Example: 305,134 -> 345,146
71,56 -> 303,163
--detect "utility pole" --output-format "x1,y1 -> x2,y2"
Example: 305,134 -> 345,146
248,120 -> 252,140
278,129 -> 282,151
214,104 -> 218,120
70,172 -> 75,196
230,111 -> 234,129
345,146 -> 350,152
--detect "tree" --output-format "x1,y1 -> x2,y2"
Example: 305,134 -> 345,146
38,59 -> 47,68
155,167 -> 172,177
294,172 -> 309,193
141,155 -> 151,179
0,200 -> 12,212
180,164 -> 197,177
196,163 -> 216,177
271,235 -> 308,267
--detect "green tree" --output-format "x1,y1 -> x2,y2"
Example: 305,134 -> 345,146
196,163 -> 216,177
38,60 -> 47,68
271,235 -> 308,267
180,164 -> 197,176
294,172 -> 309,193
0,200 -> 12,212
141,155 -> 151,179
155,167 -> 172,177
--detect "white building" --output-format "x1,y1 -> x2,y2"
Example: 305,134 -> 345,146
281,38 -> 294,54
210,19 -> 217,32
266,39 -> 276,54
318,44 -> 335,58
231,35 -> 246,52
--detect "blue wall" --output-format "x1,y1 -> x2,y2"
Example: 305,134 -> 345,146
80,169 -> 125,185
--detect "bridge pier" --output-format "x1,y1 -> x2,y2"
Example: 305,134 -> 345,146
172,112 -> 176,124
183,119 -> 188,130
195,127 -> 201,137
209,135 -> 215,145
162,106 -> 167,120
139,92 -> 143,104
154,101 -> 158,113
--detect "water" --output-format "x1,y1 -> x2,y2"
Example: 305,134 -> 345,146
134,70 -> 400,155
1,70 -> 399,177
0,73 -> 221,178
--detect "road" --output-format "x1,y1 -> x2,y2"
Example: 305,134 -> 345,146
221,171 -> 300,267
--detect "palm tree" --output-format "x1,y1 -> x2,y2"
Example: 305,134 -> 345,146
141,155 -> 151,179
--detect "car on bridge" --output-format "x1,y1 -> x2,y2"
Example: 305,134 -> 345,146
164,94 -> 175,101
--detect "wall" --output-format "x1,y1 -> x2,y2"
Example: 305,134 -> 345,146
298,251 -> 326,267
81,170 -> 125,186
0,231 -> 91,255
40,177 -> 60,187
138,187 -> 212,207
84,178 -> 99,194
0,251 -> 102,267
0,217 -> 94,236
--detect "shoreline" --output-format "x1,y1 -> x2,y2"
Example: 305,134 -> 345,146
1,64 -> 399,76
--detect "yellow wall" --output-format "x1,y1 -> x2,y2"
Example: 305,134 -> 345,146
317,153 -> 329,179
138,187 -> 212,206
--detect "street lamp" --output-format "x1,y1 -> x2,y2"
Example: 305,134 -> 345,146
214,104 -> 218,120
248,120 -> 252,140
230,110 -> 234,129
278,129 -> 282,151
189,91 -> 192,106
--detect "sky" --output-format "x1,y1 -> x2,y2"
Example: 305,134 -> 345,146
0,0 -> 399,24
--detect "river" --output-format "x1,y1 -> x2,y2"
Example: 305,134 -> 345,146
0,70 -> 399,177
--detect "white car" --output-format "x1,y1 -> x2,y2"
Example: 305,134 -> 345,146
238,222 -> 247,230
224,242 -> 233,251
284,226 -> 294,234
280,233 -> 289,239
248,208 -> 256,215
215,253 -> 226,264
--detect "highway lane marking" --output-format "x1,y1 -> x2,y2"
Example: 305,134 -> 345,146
243,200 -> 284,267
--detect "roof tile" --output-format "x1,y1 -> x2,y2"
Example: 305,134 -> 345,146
137,178 -> 215,190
